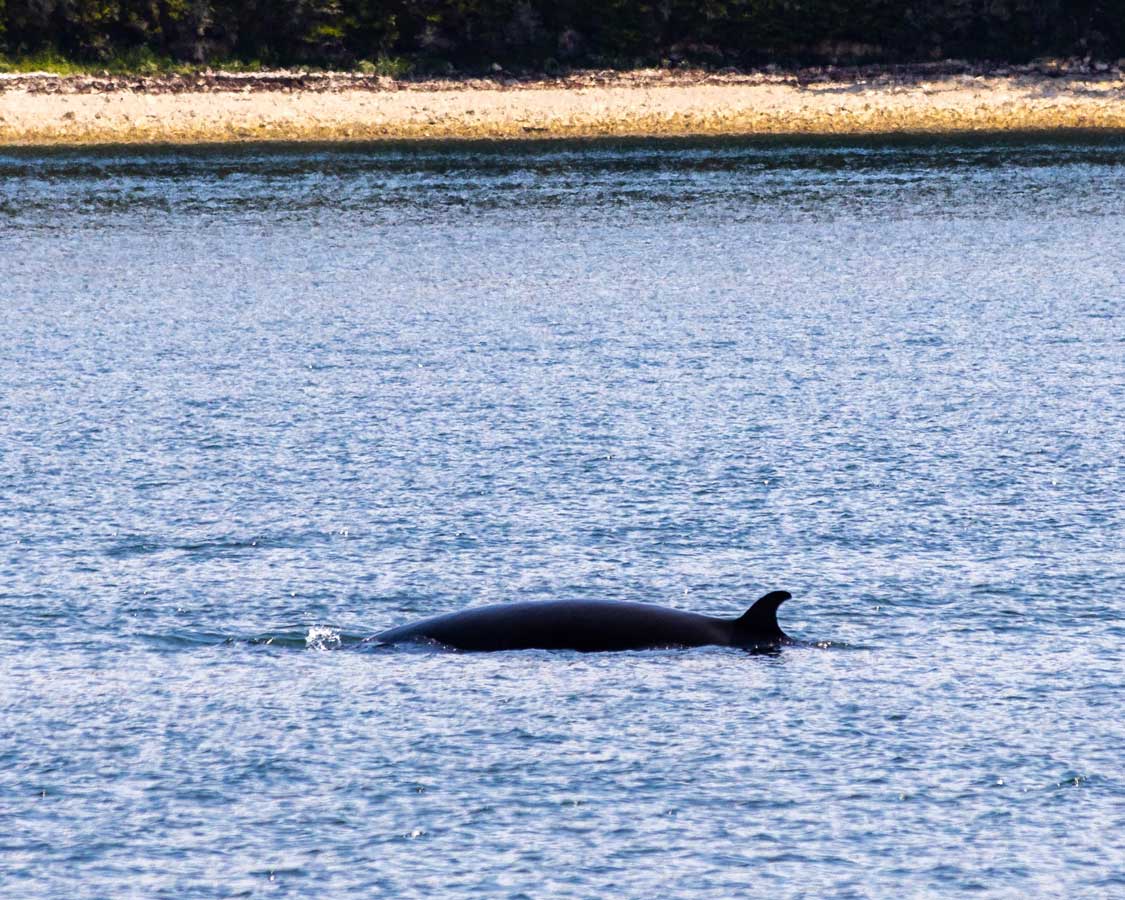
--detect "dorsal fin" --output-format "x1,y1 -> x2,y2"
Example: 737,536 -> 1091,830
734,591 -> 792,641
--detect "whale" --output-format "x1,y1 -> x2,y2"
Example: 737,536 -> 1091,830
371,590 -> 793,652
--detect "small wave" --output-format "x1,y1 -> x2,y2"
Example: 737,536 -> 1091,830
304,625 -> 342,650
1050,771 -> 1101,790
103,530 -> 338,560
139,630 -> 233,649
104,537 -> 166,559
247,624 -> 370,650
803,638 -> 853,650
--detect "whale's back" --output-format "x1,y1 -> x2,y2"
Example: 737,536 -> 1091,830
375,599 -> 726,651
373,594 -> 789,652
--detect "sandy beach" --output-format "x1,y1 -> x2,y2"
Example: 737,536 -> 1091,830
3,66 -> 1125,144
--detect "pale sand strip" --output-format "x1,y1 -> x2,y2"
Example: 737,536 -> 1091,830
3,74 -> 1125,144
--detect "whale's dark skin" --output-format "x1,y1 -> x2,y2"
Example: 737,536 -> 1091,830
372,590 -> 793,652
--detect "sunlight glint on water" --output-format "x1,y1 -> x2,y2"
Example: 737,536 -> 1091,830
1,137 -> 1123,898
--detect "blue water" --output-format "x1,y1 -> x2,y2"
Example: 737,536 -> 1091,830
1,137 -> 1123,897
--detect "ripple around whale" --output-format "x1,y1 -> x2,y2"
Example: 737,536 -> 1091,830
138,624 -> 849,656
138,625 -> 369,652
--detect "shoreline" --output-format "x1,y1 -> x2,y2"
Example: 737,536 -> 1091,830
4,66 -> 1125,145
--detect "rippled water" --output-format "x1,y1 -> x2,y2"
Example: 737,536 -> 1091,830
2,136 -> 1123,897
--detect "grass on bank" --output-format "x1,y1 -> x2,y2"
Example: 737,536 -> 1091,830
0,49 -> 413,77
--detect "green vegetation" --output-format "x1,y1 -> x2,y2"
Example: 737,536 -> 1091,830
0,2 -> 1122,74
0,47 -> 186,75
0,49 -> 275,76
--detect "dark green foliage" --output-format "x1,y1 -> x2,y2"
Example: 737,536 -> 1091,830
2,1 -> 1123,69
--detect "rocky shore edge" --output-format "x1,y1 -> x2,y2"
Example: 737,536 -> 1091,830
4,59 -> 1125,94
3,63 -> 1124,144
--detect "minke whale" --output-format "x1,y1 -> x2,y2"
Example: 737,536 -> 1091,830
372,590 -> 793,652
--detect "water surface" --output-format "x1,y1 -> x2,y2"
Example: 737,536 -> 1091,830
1,136 -> 1123,897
